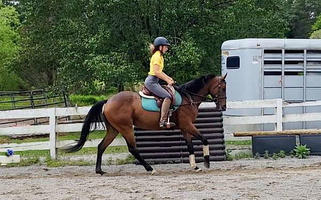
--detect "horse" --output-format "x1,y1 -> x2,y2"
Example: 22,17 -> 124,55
63,74 -> 227,175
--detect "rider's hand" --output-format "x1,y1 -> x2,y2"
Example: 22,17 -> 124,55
167,79 -> 175,85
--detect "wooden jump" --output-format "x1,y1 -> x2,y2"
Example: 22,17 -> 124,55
233,129 -> 321,137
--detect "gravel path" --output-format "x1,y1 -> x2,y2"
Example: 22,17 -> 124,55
1,157 -> 321,200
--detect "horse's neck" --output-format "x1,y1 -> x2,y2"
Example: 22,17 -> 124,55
188,87 -> 208,104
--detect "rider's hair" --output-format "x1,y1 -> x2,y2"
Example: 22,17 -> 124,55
149,43 -> 161,55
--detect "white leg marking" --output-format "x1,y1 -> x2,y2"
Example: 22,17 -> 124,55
203,145 -> 209,156
189,154 -> 196,168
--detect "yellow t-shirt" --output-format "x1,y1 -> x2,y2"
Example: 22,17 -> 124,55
148,51 -> 164,76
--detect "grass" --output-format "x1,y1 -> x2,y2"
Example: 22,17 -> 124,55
12,145 -> 129,157
0,95 -> 65,110
233,151 -> 253,160
225,140 -> 252,161
225,140 -> 252,146
1,130 -> 130,167
3,145 -> 130,167
0,130 -> 123,144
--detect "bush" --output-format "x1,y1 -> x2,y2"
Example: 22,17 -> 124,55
310,29 -> 321,39
294,144 -> 310,159
69,94 -> 107,106
0,67 -> 28,91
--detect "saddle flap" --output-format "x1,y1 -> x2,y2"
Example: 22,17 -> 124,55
141,90 -> 182,112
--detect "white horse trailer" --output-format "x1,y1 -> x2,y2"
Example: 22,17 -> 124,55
221,38 -> 321,132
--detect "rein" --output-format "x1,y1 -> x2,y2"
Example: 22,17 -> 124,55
181,90 -> 215,104
178,80 -> 226,106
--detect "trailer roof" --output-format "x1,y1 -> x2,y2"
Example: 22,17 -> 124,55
222,38 -> 321,50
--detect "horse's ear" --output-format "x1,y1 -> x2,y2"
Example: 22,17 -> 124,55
222,73 -> 228,80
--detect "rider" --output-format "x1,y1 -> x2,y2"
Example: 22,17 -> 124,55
144,37 -> 176,128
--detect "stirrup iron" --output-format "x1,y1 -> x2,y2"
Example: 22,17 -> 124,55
166,109 -> 175,128
161,109 -> 175,128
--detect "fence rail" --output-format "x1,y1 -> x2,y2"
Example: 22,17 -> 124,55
0,89 -> 69,111
224,98 -> 321,132
0,90 -> 70,126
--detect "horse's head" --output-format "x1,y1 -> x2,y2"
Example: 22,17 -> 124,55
209,73 -> 227,111
177,74 -> 227,111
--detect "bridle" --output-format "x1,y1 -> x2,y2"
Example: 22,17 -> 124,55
179,77 -> 226,106
210,78 -> 227,102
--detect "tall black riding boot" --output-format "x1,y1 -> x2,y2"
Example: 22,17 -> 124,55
159,98 -> 176,128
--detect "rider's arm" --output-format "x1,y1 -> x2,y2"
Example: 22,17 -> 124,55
153,64 -> 174,85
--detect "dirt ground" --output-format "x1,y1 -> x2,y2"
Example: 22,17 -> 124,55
1,157 -> 321,200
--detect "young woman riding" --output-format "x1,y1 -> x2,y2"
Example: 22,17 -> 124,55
144,37 -> 175,128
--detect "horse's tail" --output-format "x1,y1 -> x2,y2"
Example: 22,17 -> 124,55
63,99 -> 108,153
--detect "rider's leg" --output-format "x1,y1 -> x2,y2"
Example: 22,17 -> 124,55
160,97 -> 176,128
144,75 -> 175,128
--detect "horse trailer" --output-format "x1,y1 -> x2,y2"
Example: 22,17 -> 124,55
221,38 -> 321,132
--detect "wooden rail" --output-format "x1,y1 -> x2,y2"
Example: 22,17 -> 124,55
234,129 -> 321,137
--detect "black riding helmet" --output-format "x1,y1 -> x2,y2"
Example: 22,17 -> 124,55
153,37 -> 170,47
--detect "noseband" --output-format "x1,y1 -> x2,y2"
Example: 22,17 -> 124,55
211,78 -> 227,103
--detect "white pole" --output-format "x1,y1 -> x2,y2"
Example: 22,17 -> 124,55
49,108 -> 57,159
276,98 -> 283,131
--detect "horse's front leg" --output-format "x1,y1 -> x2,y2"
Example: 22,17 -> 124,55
195,133 -> 210,169
182,125 -> 210,169
182,133 -> 201,172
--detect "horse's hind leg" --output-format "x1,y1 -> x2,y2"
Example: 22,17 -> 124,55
96,126 -> 119,175
120,128 -> 155,174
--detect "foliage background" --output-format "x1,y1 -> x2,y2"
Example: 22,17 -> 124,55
1,0 -> 321,94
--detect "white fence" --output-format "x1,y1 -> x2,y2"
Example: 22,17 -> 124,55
0,106 -> 126,159
1,99 -> 321,159
224,99 -> 321,132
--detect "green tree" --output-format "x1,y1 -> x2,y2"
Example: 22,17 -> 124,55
13,0 -> 67,89
285,0 -> 321,38
310,30 -> 321,38
312,15 -> 321,31
310,14 -> 321,38
0,2 -> 25,91
12,0 -> 291,94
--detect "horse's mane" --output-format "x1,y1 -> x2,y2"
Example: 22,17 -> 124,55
177,74 -> 216,94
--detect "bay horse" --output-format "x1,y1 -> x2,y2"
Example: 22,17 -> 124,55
64,74 -> 227,175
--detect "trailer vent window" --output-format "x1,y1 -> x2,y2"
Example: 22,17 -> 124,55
227,56 -> 240,69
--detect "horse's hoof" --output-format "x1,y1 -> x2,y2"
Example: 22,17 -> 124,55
96,170 -> 106,176
204,162 -> 210,169
151,169 -> 157,175
204,155 -> 210,168
194,166 -> 202,172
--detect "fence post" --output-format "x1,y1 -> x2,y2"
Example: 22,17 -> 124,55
49,108 -> 57,159
275,98 -> 283,131
10,93 -> 15,109
29,90 -> 35,109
